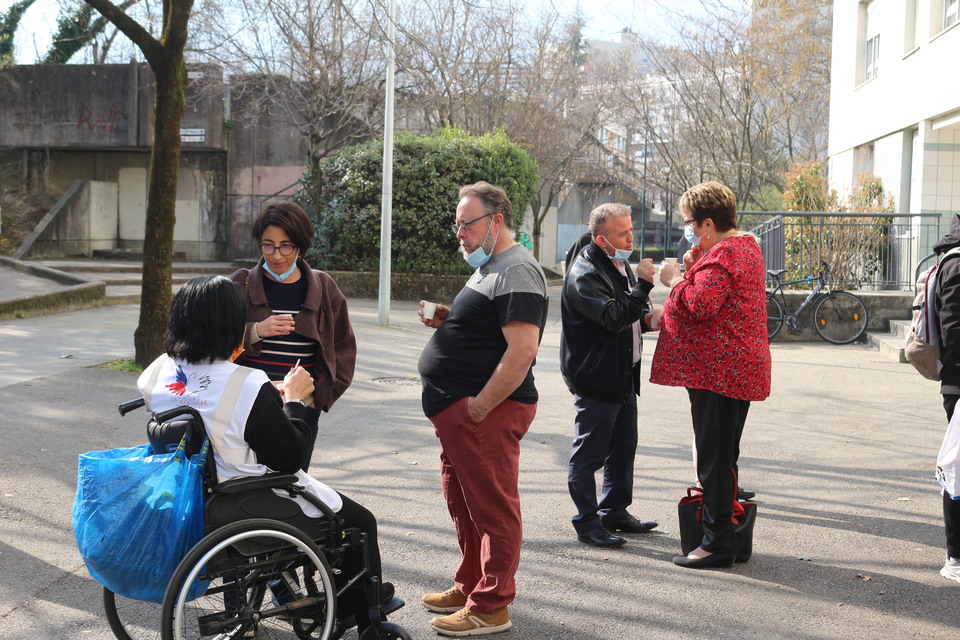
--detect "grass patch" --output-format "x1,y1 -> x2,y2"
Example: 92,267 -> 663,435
92,359 -> 143,373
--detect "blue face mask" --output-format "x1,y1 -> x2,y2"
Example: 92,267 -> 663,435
262,252 -> 299,281
684,224 -> 704,248
463,222 -> 498,269
600,236 -> 632,262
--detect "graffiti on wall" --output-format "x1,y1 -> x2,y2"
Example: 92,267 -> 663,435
76,103 -> 129,132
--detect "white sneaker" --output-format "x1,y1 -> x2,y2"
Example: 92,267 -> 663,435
940,557 -> 960,583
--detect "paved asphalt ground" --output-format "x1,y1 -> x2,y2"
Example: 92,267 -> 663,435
0,286 -> 958,639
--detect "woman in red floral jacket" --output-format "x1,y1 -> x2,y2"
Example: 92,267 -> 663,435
652,181 -> 771,569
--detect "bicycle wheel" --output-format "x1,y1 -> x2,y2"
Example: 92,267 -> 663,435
766,292 -> 784,339
813,291 -> 868,344
161,518 -> 336,640
103,588 -> 163,640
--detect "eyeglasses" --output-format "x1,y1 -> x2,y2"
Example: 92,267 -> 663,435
682,218 -> 698,226
450,212 -> 493,234
260,243 -> 297,256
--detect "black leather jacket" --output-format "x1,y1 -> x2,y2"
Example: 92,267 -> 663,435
559,241 -> 653,403
934,214 -> 960,395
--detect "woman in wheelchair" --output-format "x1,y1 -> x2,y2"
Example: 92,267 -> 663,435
139,275 -> 393,637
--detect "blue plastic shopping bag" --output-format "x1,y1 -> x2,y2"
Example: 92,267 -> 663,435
72,435 -> 210,603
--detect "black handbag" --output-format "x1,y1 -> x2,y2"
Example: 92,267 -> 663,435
678,485 -> 757,562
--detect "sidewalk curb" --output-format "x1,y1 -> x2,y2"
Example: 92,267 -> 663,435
0,257 -> 106,320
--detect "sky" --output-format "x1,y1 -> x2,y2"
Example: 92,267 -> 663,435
2,0 -> 703,64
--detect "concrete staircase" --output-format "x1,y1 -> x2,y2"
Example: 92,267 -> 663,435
866,319 -> 910,364
33,260 -> 237,305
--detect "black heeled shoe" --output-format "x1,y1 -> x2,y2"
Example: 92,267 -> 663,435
672,552 -> 736,569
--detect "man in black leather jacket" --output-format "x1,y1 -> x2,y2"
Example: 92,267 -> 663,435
560,203 -> 659,548
933,213 -> 960,583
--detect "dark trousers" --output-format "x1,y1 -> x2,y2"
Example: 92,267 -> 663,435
301,407 -> 320,472
943,395 -> 960,559
336,491 -> 382,623
264,491 -> 380,625
688,388 -> 750,554
568,392 -> 638,533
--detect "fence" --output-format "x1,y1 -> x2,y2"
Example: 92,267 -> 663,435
743,212 -> 942,291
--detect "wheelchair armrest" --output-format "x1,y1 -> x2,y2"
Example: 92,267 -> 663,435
213,473 -> 300,494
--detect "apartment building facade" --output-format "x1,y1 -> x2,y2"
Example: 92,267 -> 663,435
829,0 -> 960,256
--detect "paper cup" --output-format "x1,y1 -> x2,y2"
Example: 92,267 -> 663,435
650,306 -> 663,330
422,301 -> 438,320
663,257 -> 678,267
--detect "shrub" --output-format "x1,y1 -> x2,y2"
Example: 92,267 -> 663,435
298,127 -> 538,275
781,162 -> 894,287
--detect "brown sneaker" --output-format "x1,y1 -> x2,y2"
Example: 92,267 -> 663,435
429,607 -> 511,636
420,586 -> 468,613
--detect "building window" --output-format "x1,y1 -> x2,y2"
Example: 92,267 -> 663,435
864,0 -> 880,81
947,0 -> 960,28
905,0 -> 921,52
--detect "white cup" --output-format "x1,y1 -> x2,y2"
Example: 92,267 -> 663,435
650,304 -> 663,330
663,257 -> 678,268
422,301 -> 438,320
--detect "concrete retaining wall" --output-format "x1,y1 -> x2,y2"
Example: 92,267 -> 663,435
0,64 -> 301,261
769,289 -> 911,342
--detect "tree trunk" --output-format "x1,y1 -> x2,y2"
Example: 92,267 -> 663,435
134,61 -> 185,367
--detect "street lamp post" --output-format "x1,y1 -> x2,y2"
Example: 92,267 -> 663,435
640,140 -> 647,258
662,167 -> 671,258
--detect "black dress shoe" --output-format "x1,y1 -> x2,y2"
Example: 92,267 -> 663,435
672,552 -> 736,569
737,488 -> 756,501
577,528 -> 626,548
602,514 -> 658,534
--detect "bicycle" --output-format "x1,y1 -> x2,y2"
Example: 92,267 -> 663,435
765,262 -> 869,344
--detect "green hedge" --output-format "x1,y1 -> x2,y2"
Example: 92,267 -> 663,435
299,127 -> 538,276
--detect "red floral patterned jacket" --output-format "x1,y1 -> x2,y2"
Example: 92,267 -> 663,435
650,234 -> 771,401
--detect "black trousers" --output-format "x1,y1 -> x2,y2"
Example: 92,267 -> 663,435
336,491 -> 382,622
943,395 -> 960,559
688,388 -> 750,554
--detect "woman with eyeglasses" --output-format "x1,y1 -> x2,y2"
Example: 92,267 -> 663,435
651,181 -> 771,569
229,201 -> 357,471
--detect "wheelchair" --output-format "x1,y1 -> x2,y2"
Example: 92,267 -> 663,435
102,398 -> 410,640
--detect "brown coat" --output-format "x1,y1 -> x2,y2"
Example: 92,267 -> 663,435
230,257 -> 357,412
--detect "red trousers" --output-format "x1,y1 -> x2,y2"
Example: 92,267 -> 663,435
430,397 -> 536,613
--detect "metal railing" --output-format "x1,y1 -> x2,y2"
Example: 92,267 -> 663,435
744,212 -> 942,291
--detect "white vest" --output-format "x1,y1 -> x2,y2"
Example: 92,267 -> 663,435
138,355 -> 342,516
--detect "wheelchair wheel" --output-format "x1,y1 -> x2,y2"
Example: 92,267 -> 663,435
103,588 -> 163,640
161,518 -> 336,640
357,622 -> 413,640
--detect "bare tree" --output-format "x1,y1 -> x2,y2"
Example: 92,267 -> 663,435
44,0 -> 142,63
606,0 -> 831,209
84,0 -> 194,366
0,0 -> 38,65
191,0 -> 386,186
747,0 -> 832,164
502,13 -> 613,260
394,0 -> 522,132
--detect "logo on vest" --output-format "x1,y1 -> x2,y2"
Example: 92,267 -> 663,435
165,364 -> 211,397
